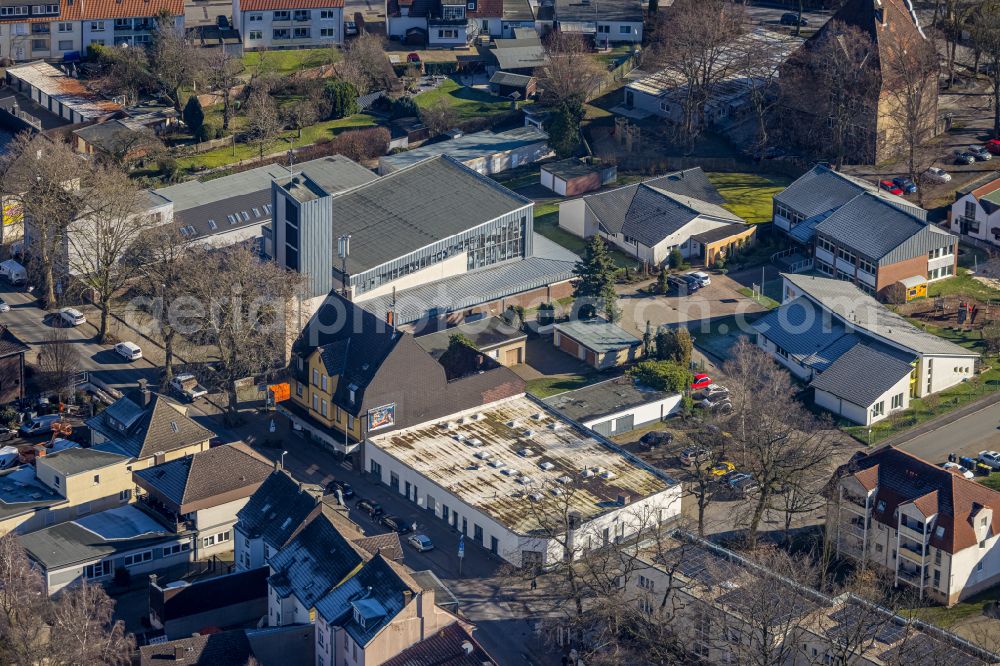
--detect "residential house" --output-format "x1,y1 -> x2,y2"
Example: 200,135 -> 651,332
86,380 -> 215,468
773,165 -> 955,297
950,173 -> 1000,248
378,128 -> 551,176
540,158 -> 617,196
622,532 -> 999,664
831,446 -> 1000,606
269,155 -> 577,327
232,0 -> 344,51
414,314 -> 528,367
233,467 -> 322,572
313,554 -> 462,666
753,273 -> 978,425
559,168 -> 756,267
552,318 -> 642,369
544,377 -> 681,437
365,393 -> 682,568
0,325 -> 28,405
284,292 -> 525,454
488,70 -> 536,98
132,445 -> 273,560
386,0 -> 479,47
18,504 -> 195,595
0,0 -> 183,62
72,119 -> 161,163
778,0 -> 938,164
0,447 -> 134,535
550,0 -> 642,44
485,28 -> 546,74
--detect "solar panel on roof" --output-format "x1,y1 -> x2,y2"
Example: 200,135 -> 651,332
253,208 -> 261,217
208,219 -> 217,230
242,211 -> 250,221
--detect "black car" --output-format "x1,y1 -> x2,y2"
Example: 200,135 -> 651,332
779,12 -> 808,26
356,498 -> 384,517
326,479 -> 355,500
640,430 -> 673,447
668,275 -> 699,295
380,515 -> 412,534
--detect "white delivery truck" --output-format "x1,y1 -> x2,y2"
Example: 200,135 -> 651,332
0,259 -> 27,286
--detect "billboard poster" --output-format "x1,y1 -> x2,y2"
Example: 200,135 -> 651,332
367,403 -> 395,431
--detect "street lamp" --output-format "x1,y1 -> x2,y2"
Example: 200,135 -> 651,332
281,449 -> 288,470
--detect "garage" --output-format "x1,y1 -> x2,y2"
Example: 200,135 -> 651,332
544,379 -> 681,436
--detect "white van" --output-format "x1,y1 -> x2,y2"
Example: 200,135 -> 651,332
114,341 -> 142,361
0,259 -> 27,286
59,308 -> 86,327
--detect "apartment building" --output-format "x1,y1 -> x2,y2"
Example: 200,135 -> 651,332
0,0 -> 183,62
623,533 -> 998,664
233,0 -> 344,50
831,447 -> 1000,607
773,166 -> 955,298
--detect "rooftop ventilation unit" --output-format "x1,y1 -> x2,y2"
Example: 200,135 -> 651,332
506,419 -> 519,428
468,438 -> 483,447
521,429 -> 535,438
488,459 -> 505,468
548,422 -> 562,430
518,476 -> 534,485
600,470 -> 617,480
518,448 -> 533,457
531,413 -> 543,420
557,475 -> 572,484
474,451 -> 493,461
453,434 -> 466,442
529,492 -> 543,501
539,461 -> 555,471
551,488 -> 564,496
581,468 -> 595,478
501,468 -> 517,476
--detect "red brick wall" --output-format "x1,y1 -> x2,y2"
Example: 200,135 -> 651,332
876,255 -> 927,293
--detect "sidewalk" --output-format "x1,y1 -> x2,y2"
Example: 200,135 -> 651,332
879,389 -> 1000,449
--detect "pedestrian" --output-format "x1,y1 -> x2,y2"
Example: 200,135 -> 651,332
531,578 -> 537,590
411,521 -> 417,533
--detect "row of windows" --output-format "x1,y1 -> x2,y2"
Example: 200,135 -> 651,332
0,4 -> 57,16
85,541 -> 192,579
774,202 -> 804,226
249,9 -> 337,21
596,24 -> 633,34
928,246 -> 953,260
271,27 -> 314,39
929,264 -> 954,280
248,27 -> 336,39
203,530 -> 231,547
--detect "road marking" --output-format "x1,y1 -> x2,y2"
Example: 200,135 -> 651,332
305,464 -> 319,476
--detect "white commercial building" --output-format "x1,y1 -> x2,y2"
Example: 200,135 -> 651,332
754,274 -> 979,426
364,394 -> 682,568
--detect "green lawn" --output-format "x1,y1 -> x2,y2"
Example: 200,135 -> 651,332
176,113 -> 378,171
525,373 -> 599,398
243,48 -> 338,75
736,286 -> 779,310
928,267 -> 1000,302
909,586 -> 1000,629
594,45 -> 633,66
707,172 -> 791,224
533,205 -> 636,269
414,78 -> 521,120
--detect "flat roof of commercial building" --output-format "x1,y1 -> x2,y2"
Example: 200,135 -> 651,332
544,379 -> 672,423
379,127 -> 548,172
368,394 -> 675,535
414,315 -> 526,359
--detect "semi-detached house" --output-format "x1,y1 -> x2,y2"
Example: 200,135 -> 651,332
754,274 -> 978,426
233,0 -> 344,51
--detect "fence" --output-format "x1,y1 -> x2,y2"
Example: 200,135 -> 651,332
585,53 -> 639,102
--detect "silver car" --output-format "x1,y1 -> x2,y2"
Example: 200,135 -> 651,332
407,534 -> 434,552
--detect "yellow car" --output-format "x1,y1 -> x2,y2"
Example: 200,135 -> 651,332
708,461 -> 736,478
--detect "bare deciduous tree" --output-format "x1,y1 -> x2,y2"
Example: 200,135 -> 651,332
419,98 -> 458,136
244,91 -> 282,160
206,48 -> 246,132
650,0 -> 746,148
66,165 -> 158,342
539,32 -> 602,112
148,16 -> 206,112
780,21 -> 881,168
338,33 -> 392,94
50,582 -> 134,666
37,328 -> 83,402
180,245 -> 303,421
970,0 -> 1000,136
282,98 -> 320,139
93,45 -> 157,107
0,532 -> 51,666
0,133 -> 85,308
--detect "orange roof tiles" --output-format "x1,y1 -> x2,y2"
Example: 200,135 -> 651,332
67,0 -> 183,20
239,0 -> 343,10
469,0 -> 503,17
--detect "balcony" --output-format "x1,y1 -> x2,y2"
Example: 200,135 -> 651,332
839,538 -> 866,560
845,521 -> 867,538
898,521 -> 929,543
136,493 -> 190,533
897,567 -> 929,587
842,495 -> 869,515
898,540 -> 929,563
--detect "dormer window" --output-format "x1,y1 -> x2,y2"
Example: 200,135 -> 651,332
982,517 -> 988,527
353,607 -> 366,628
876,500 -> 886,513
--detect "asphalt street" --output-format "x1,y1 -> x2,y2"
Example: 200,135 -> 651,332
893,398 -> 1000,464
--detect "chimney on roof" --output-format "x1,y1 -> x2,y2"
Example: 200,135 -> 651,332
173,645 -> 185,661
139,378 -> 151,406
274,458 -> 281,471
402,589 -> 413,606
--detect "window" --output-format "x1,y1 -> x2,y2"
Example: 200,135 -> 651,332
119,489 -> 131,501
321,374 -> 328,391
58,22 -> 71,31
815,259 -> 834,276
891,393 -> 904,410
837,247 -> 855,263
875,543 -> 883,553
248,30 -> 263,39
31,39 -> 48,50
248,12 -> 263,21
293,27 -> 310,38
273,28 -> 290,39
312,393 -> 319,411
123,550 -> 153,567
437,28 -> 457,38
619,25 -> 630,33
638,596 -> 652,614
982,517 -> 988,527
870,401 -> 885,418
296,381 -> 303,398
273,10 -> 290,19
817,237 -> 835,254
597,24 -> 609,33
204,530 -> 231,547
347,414 -> 355,430
965,201 -> 977,219
84,561 -> 112,579
320,27 -> 335,37
90,20 -> 105,30
93,474 -> 100,484
313,368 -> 319,386
320,9 -> 335,18
858,257 -> 876,275
321,399 -> 328,417
638,575 -> 654,591
54,476 -> 61,487
441,4 -> 464,19
0,5 -> 28,15
876,500 -> 886,513
978,561 -> 984,572
293,9 -> 309,20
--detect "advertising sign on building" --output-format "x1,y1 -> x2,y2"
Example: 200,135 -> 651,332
367,403 -> 395,431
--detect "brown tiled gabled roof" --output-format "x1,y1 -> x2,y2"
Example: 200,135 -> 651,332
354,533 -> 404,561
835,447 -> 1000,553
382,621 -> 496,666
852,464 -> 879,492
469,0 -> 503,17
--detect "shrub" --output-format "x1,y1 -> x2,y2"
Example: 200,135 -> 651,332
626,360 -> 692,394
537,303 -> 556,327
158,157 -> 180,181
196,122 -> 217,143
324,80 -> 359,120
390,96 -> 419,119
668,248 -> 683,270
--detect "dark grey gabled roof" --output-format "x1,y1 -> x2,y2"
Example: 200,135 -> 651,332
814,193 -> 955,265
810,343 -> 916,407
555,0 -> 642,22
775,165 -> 918,221
235,470 -> 319,550
87,391 -> 214,461
134,446 -> 272,511
329,156 -> 531,275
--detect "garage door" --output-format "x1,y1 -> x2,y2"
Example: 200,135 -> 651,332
592,420 -> 613,437
614,414 -> 634,433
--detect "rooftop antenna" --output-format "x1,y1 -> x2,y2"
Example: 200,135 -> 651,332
338,234 -> 351,296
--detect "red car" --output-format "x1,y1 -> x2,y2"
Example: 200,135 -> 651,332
879,179 -> 904,196
691,373 -> 712,390
406,52 -> 421,63
986,139 -> 1000,155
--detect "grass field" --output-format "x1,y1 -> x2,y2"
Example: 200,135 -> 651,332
176,113 -> 378,171
707,172 -> 791,224
736,286 -> 779,310
533,203 -> 636,268
414,78 -> 520,120
928,267 -> 1000,302
243,48 -> 338,75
